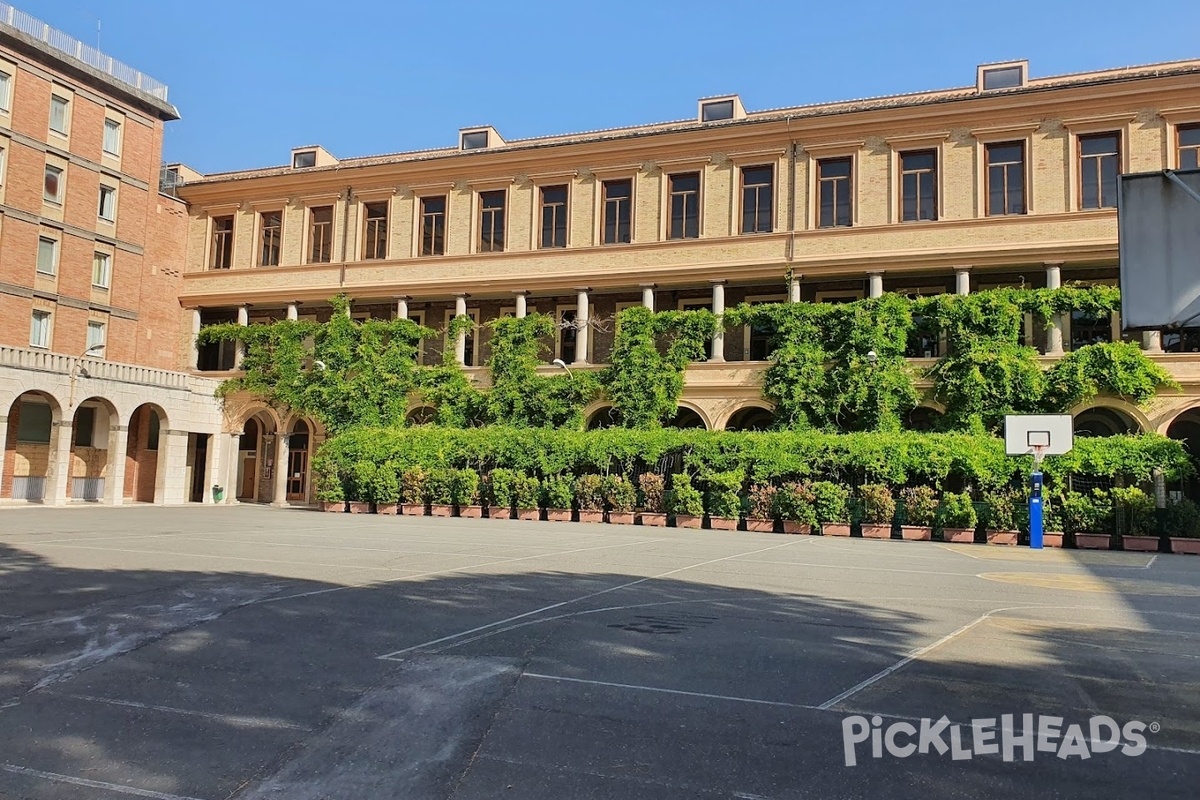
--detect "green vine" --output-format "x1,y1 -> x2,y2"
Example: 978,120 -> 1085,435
1043,341 -> 1179,410
486,313 -> 598,428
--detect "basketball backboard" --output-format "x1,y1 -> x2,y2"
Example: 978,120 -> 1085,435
1118,168 -> 1200,330
1004,414 -> 1073,456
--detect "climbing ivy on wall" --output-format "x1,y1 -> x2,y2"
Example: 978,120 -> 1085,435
485,313 -> 598,429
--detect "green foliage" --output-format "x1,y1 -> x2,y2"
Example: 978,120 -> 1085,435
727,302 -> 829,429
704,471 -> 743,519
668,473 -> 705,517
542,475 -> 574,509
747,484 -> 778,519
1043,342 -> 1178,410
487,468 -> 517,508
603,475 -> 638,512
426,468 -> 455,505
513,474 -> 541,510
1162,497 -> 1200,538
858,484 -> 896,524
810,481 -> 850,524
1058,490 -> 1113,534
400,467 -> 428,505
899,486 -> 937,526
574,474 -> 606,511
638,473 -> 667,513
312,451 -> 345,502
773,482 -> 816,525
939,492 -> 977,529
451,469 -> 480,506
1110,486 -> 1155,537
982,487 -> 1025,531
486,314 -> 598,428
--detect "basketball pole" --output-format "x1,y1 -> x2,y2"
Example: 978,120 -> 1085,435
1029,447 -> 1045,550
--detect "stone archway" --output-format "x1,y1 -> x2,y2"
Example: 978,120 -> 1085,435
3,390 -> 63,502
125,403 -> 168,503
406,405 -> 436,426
234,409 -> 281,503
724,405 -> 776,431
585,405 -> 617,430
1167,408 -> 1200,499
286,419 -> 312,503
67,396 -> 120,502
669,406 -> 709,430
1073,406 -> 1139,438
906,405 -> 943,432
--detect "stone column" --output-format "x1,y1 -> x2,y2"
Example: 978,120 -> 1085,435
45,419 -> 73,506
190,308 -> 202,370
955,267 -> 971,296
271,431 -> 290,507
1045,262 -> 1064,355
788,275 -> 802,303
513,292 -> 528,318
201,432 -> 221,505
236,305 -> 249,368
160,430 -> 190,504
710,281 -> 726,363
868,272 -> 884,299
103,424 -> 128,506
641,285 -> 656,311
225,432 -> 241,504
0,415 -> 7,499
453,294 -> 468,366
1143,331 -> 1163,353
574,289 -> 589,366
287,303 -> 299,321
395,297 -> 408,320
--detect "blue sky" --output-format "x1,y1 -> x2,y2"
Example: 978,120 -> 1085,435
15,0 -> 1200,174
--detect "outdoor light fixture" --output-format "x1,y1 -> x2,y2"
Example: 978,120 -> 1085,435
312,360 -> 327,371
552,358 -> 572,376
866,350 -> 878,363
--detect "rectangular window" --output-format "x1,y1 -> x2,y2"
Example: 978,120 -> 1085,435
818,158 -> 853,228
92,252 -> 111,288
309,206 -> 333,263
478,190 -> 505,252
49,95 -> 69,134
668,172 -> 700,239
86,320 -> 106,352
210,216 -> 234,268
602,179 -> 632,244
900,150 -> 938,222
985,141 -> 1026,216
36,237 -> 57,275
420,196 -> 446,256
540,185 -> 568,248
29,310 -> 50,348
98,185 -> 116,221
74,406 -> 95,447
1079,133 -> 1120,209
363,202 -> 388,259
1070,310 -> 1113,349
0,70 -> 10,111
1180,125 -> 1200,170
558,308 -> 578,362
741,165 -> 774,234
260,211 -> 282,266
44,164 -> 62,203
16,400 -> 52,442
103,118 -> 121,155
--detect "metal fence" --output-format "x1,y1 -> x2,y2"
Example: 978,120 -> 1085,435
10,476 -> 44,501
71,477 -> 104,501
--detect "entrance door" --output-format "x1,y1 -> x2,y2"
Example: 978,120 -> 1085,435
286,449 -> 308,502
188,433 -> 209,503
240,454 -> 257,499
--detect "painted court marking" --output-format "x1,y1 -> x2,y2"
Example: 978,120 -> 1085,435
0,763 -> 207,800
524,672 -> 821,711
55,693 -> 313,732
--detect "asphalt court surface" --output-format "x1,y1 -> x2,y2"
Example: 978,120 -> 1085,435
0,505 -> 1198,799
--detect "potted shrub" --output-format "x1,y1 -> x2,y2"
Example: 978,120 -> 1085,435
1065,490 -> 1112,550
668,473 -> 704,529
1164,496 -> 1200,554
487,468 -> 516,519
604,475 -> 637,524
1042,500 -> 1065,548
575,474 -> 606,523
939,492 -> 977,543
899,486 -> 936,540
705,471 -> 743,531
347,460 -> 374,514
858,484 -> 896,539
773,482 -> 816,535
543,475 -> 574,522
812,481 -> 851,536
427,468 -> 455,517
1112,487 -> 1158,552
400,467 -> 428,516
638,473 -> 668,527
514,473 -> 541,521
315,463 -> 346,513
746,484 -> 777,532
453,469 -> 482,518
982,487 -> 1024,546
372,462 -> 400,516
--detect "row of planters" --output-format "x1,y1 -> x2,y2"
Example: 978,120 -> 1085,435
1046,486 -> 1200,554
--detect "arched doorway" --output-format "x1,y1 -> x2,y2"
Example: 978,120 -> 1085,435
725,406 -> 775,431
585,406 -> 617,430
68,397 -> 119,501
669,407 -> 708,430
406,406 -> 436,426
1073,407 -> 1137,438
125,404 -> 165,503
1167,409 -> 1200,499
286,419 -> 311,503
237,416 -> 262,501
4,391 -> 61,502
906,406 -> 943,432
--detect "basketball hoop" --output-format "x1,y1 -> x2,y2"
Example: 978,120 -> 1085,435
1032,445 -> 1047,468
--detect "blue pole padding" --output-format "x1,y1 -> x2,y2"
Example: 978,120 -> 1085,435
1029,470 -> 1044,549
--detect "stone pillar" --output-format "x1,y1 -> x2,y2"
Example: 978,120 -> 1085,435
454,294 -> 468,365
287,303 -> 299,321
271,431 -> 289,507
641,285 -> 656,311
1143,330 -> 1163,353
788,276 -> 802,303
160,430 -> 189,504
574,289 -> 589,366
0,415 -> 7,498
513,292 -> 528,318
225,432 -> 241,504
190,309 -> 202,370
955,268 -> 971,296
1044,262 -> 1064,355
45,419 -> 73,506
868,272 -> 884,299
235,305 -> 249,368
103,424 -> 128,506
202,431 -> 221,505
395,297 -> 408,320
710,281 -> 726,363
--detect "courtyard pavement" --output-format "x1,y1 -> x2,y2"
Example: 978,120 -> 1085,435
0,505 -> 1198,799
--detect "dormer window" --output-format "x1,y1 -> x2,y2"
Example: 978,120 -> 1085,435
978,61 -> 1028,92
293,150 -> 316,168
697,94 -> 745,123
461,131 -> 489,150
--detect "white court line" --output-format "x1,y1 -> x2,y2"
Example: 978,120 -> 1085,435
86,536 -> 522,561
55,693 -> 313,731
524,672 -> 821,711
935,543 -> 1159,569
378,537 -> 811,659
721,557 -> 980,578
0,763 -> 207,800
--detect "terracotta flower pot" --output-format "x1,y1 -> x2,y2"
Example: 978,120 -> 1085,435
1122,535 -> 1159,552
942,527 -> 976,544
1170,537 -> 1200,555
781,520 -> 811,535
673,514 -> 702,529
708,516 -> 738,531
607,511 -> 635,525
822,523 -> 852,537
517,508 -> 540,521
1074,532 -> 1111,550
458,505 -> 483,518
321,501 -> 346,513
986,530 -> 1019,546
376,503 -> 399,516
639,512 -> 668,527
546,508 -> 572,522
429,504 -> 454,517
900,525 -> 932,541
1042,531 -> 1064,548
488,506 -> 513,520
861,523 -> 892,540
745,518 -> 775,533
578,509 -> 604,523
401,503 -> 426,516
347,502 -> 370,515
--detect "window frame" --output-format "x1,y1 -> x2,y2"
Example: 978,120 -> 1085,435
538,184 -> 569,249
29,309 -> 51,349
898,149 -> 939,223
49,93 -> 70,136
740,164 -> 775,234
1178,123 -> 1200,171
36,235 -> 58,276
477,189 -> 507,253
92,251 -> 111,289
600,178 -> 634,245
816,157 -> 854,229
97,183 -> 117,222
443,307 -> 480,367
43,163 -> 63,204
983,140 -> 1028,216
259,209 -> 283,267
554,303 -> 595,363
0,69 -> 10,113
102,117 -> 122,156
1077,131 -> 1122,210
362,200 -> 389,260
86,320 -> 107,354
741,294 -> 786,362
666,171 -> 702,240
307,205 -> 334,264
209,215 -> 235,269
419,195 -> 448,256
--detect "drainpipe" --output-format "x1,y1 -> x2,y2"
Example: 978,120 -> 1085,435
785,116 -> 797,263
339,182 -> 351,286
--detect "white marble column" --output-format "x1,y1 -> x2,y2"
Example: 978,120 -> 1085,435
271,431 -> 289,507
514,292 -> 528,318
1143,331 -> 1163,353
868,272 -> 884,299
454,294 -> 468,365
190,309 -> 202,370
235,305 -> 249,368
160,430 -> 190,504
574,289 -> 590,365
955,268 -> 971,296
202,432 -> 221,505
788,276 -> 802,303
103,424 -> 128,506
45,419 -> 73,506
710,281 -> 726,363
395,297 -> 408,320
287,303 -> 299,321
641,285 -> 656,311
1045,262 -> 1064,355
225,432 -> 241,504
